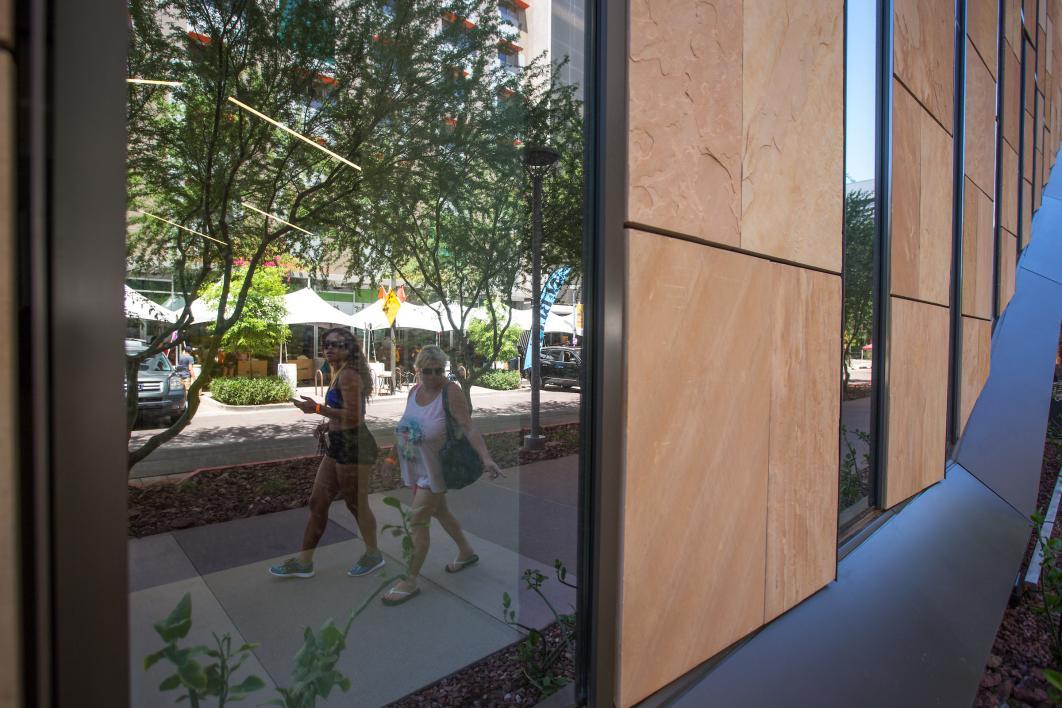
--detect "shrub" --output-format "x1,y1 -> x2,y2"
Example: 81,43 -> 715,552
476,370 -> 520,390
210,376 -> 293,406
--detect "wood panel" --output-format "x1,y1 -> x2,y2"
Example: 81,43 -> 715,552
894,0 -> 955,131
960,317 -> 992,435
1024,100 -> 1034,182
621,231 -> 771,707
890,80 -> 954,306
1005,0 -> 1021,53
965,38 -> 998,197
1004,41 -> 1021,149
765,265 -> 840,622
627,0 -> 742,246
740,0 -> 843,272
962,177 -> 995,320
1002,141 -> 1020,234
1000,228 -> 1018,312
1023,177 -> 1033,246
884,297 -> 950,508
968,0 -> 998,76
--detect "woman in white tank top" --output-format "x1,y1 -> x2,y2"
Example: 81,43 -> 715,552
383,345 -> 501,605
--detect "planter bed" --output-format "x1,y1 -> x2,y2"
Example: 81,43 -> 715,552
976,357 -> 1062,708
128,422 -> 580,537
387,622 -> 575,707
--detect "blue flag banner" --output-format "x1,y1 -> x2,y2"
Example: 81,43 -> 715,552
523,266 -> 572,370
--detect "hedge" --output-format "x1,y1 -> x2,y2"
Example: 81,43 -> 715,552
475,370 -> 521,390
210,376 -> 294,406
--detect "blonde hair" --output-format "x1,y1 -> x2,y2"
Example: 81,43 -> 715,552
414,344 -> 448,369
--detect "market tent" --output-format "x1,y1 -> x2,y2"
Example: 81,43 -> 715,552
350,298 -> 443,332
508,307 -> 575,334
426,301 -> 489,332
124,286 -> 177,322
282,287 -> 353,326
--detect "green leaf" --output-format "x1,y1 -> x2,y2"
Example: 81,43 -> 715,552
177,659 -> 209,691
382,496 -> 402,509
230,674 -> 266,694
502,592 -> 511,608
1046,669 -> 1062,690
154,592 -> 193,642
144,648 -> 167,670
159,674 -> 182,692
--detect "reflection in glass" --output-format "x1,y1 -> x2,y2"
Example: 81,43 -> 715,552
126,1 -> 585,704
840,0 -> 877,526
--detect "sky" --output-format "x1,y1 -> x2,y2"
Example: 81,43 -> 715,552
846,1 -> 877,183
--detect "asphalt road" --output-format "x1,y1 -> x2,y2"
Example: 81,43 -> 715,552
129,386 -> 582,479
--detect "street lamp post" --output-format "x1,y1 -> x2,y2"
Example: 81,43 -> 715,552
523,144 -> 560,451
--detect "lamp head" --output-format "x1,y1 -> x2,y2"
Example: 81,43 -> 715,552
523,144 -> 560,171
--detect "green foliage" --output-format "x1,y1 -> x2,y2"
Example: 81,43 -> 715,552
839,425 -> 872,511
1031,508 -> 1062,667
843,189 -> 875,391
501,559 -> 577,697
467,311 -> 522,363
145,592 -> 265,707
210,376 -> 294,406
201,266 -> 289,357
476,370 -> 521,390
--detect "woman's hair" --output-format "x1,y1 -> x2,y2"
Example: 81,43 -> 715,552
321,327 -> 372,400
414,344 -> 448,369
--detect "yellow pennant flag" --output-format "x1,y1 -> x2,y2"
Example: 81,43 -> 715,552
383,289 -> 402,326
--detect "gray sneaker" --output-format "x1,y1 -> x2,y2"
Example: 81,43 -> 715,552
269,558 -> 315,578
347,551 -> 385,577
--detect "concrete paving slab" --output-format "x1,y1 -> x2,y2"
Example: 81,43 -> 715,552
128,532 -> 199,592
130,576 -> 279,707
202,541 -> 522,707
173,507 -> 354,576
330,495 -> 577,631
486,455 -> 579,509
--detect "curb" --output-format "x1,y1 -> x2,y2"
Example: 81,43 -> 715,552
204,395 -> 295,412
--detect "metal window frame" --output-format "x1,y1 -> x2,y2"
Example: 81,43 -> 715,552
18,0 -> 131,706
870,0 -> 895,512
946,0 -> 967,450
579,0 -> 624,704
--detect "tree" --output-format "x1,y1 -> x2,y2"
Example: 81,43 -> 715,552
200,265 -> 289,358
467,304 -> 522,363
125,0 -> 533,467
337,53 -> 584,400
842,188 -> 875,394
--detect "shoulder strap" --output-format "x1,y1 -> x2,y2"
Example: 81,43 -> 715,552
440,384 -> 459,441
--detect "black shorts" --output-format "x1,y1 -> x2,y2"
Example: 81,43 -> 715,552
327,426 -> 379,465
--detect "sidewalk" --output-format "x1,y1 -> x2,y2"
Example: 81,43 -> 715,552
129,456 -> 579,707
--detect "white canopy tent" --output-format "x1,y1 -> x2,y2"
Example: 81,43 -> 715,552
282,287 -> 354,326
349,298 -> 443,332
124,286 -> 177,322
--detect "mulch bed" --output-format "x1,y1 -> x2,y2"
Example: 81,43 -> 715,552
128,422 -> 580,538
386,622 -> 574,707
975,351 -> 1062,708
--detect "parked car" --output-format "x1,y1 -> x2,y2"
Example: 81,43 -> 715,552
540,346 -> 582,389
124,340 -> 187,425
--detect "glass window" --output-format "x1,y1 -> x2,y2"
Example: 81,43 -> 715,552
840,0 -> 879,529
126,0 -> 587,704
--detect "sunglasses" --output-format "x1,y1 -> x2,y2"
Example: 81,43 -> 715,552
323,341 -> 348,350
420,367 -> 445,376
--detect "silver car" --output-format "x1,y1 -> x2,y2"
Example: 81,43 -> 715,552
125,340 -> 188,425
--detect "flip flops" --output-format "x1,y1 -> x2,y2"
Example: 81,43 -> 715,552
445,554 -> 480,573
381,584 -> 421,606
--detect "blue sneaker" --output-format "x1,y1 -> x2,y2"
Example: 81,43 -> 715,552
269,558 -> 315,578
347,551 -> 385,577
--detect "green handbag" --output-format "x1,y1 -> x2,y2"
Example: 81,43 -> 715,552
440,385 -> 484,490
